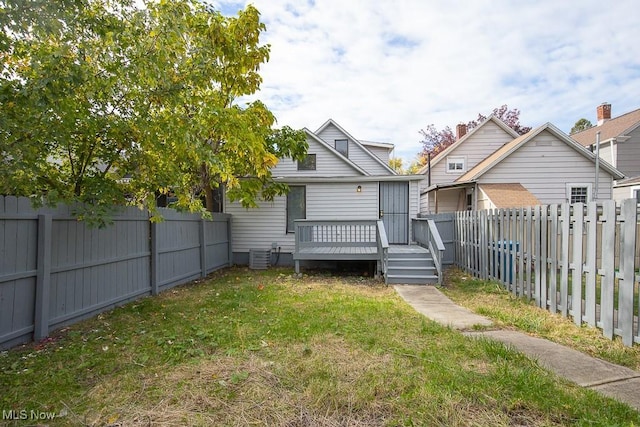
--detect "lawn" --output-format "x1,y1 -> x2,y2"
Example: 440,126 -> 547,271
441,268 -> 640,370
1,267 -> 639,426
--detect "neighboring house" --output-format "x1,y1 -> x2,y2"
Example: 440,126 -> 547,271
420,119 -> 624,214
571,103 -> 640,202
225,119 -> 424,272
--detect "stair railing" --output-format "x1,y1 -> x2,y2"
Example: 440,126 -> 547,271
412,218 -> 445,285
376,220 -> 389,283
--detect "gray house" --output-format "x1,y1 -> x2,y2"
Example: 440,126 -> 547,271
571,103 -> 640,202
225,119 -> 440,284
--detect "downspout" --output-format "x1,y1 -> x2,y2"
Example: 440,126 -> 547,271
594,131 -> 600,201
427,152 -> 431,187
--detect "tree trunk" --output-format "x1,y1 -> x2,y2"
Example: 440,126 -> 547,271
204,186 -> 215,212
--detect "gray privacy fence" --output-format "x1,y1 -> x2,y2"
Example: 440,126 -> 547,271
0,195 -> 232,350
453,199 -> 640,346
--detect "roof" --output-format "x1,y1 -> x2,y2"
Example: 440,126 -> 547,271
303,128 -> 369,176
572,108 -> 640,147
479,183 -> 541,208
417,115 -> 519,174
456,122 -> 625,182
614,175 -> 640,187
315,119 -> 397,175
360,140 -> 394,150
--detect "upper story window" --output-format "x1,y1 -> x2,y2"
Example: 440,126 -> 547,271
297,154 -> 316,171
335,139 -> 348,157
446,156 -> 465,173
566,183 -> 591,203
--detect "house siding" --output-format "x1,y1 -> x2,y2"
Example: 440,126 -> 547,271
427,120 -> 515,187
364,145 -> 391,163
272,134 -> 361,177
616,127 -> 640,178
479,130 -> 613,203
227,182 -> 379,254
419,120 -> 515,213
317,123 -> 391,175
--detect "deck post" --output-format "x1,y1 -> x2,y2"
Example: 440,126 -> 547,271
295,260 -> 300,274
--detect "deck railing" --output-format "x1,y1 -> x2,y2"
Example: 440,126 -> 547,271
294,219 -> 389,277
412,218 -> 445,285
376,220 -> 389,279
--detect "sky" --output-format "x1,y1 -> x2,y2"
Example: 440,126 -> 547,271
212,0 -> 640,166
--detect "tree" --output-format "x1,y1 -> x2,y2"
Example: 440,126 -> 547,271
418,105 -> 531,159
570,118 -> 593,135
389,157 -> 404,174
0,0 -> 307,224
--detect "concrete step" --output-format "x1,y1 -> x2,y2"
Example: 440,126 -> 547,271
386,274 -> 439,285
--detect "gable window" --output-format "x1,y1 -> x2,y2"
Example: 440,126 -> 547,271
566,184 -> 591,204
446,156 -> 466,173
287,186 -> 306,233
297,154 -> 316,171
335,139 -> 348,157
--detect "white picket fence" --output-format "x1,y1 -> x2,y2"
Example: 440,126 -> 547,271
454,199 -> 640,346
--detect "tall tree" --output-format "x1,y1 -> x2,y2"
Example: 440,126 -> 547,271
418,105 -> 530,158
0,0 -> 307,223
570,118 -> 593,135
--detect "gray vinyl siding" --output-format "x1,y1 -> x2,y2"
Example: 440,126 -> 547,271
615,127 -> 640,178
480,130 -> 614,203
408,180 -> 419,240
429,120 -> 515,185
272,134 -> 361,177
364,145 -> 391,163
226,182 -> 379,254
317,123 -> 392,175
419,189 -> 463,214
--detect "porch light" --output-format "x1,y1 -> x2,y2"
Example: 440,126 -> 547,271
356,185 -> 362,193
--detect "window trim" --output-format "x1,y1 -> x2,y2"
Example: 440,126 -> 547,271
297,154 -> 316,171
335,139 -> 349,158
446,156 -> 466,173
286,185 -> 306,233
566,183 -> 592,204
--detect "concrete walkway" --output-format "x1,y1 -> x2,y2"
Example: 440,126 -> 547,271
394,285 -> 640,411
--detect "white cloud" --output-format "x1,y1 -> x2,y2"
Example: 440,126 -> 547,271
218,0 -> 640,165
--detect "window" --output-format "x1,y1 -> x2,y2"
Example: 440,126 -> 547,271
287,186 -> 306,232
566,184 -> 591,203
446,156 -> 465,173
633,188 -> 640,203
335,139 -> 348,157
297,154 -> 316,171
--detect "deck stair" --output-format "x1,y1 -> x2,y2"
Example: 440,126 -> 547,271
386,246 -> 438,285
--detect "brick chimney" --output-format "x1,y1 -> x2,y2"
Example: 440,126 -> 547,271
456,123 -> 467,140
596,102 -> 611,126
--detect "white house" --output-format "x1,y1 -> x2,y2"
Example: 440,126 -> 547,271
419,119 -> 624,214
225,119 -> 424,274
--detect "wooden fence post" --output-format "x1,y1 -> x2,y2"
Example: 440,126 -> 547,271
618,198 -> 638,346
150,221 -> 159,295
559,203 -> 570,317
34,214 -> 52,341
600,200 -> 616,338
199,219 -> 207,277
571,203 -> 584,325
584,202 -> 597,326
